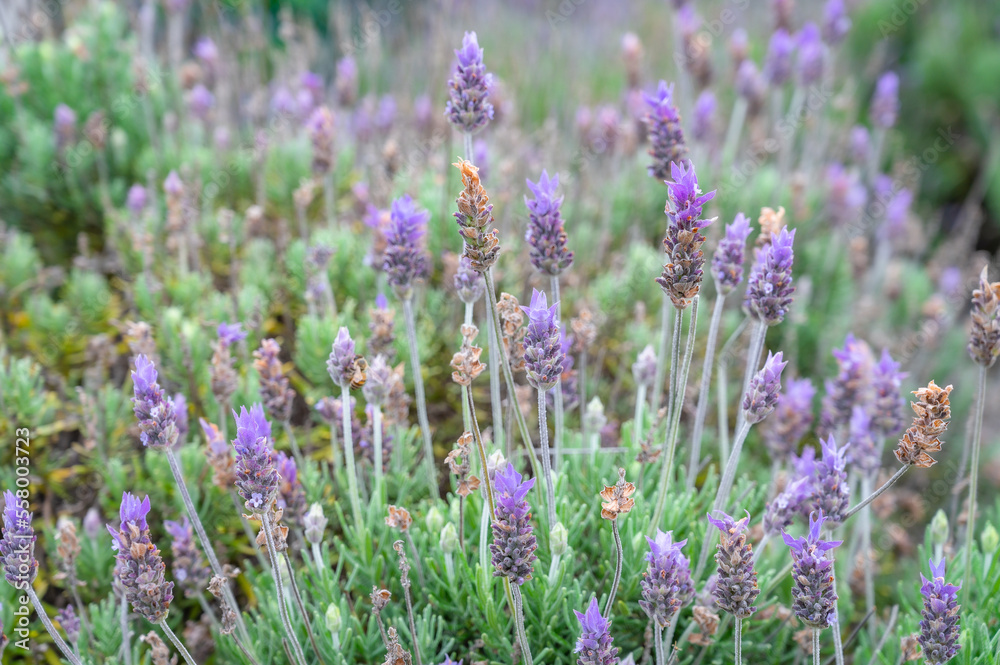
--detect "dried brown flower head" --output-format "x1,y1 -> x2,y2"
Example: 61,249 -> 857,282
383,364 -> 412,426
386,505 -> 412,531
453,159 -> 501,272
371,587 -> 392,612
124,320 -> 158,364
369,304 -> 398,363
383,626 -> 414,665
497,293 -> 527,372
689,605 -> 720,646
600,468 -> 636,520
445,432 -> 482,498
900,633 -> 921,661
571,308 -> 598,352
969,266 -> 1000,367
451,324 -> 486,386
893,381 -> 953,468
141,632 -> 179,665
55,517 -> 80,573
756,206 -> 785,248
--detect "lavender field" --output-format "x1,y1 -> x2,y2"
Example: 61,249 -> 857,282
0,0 -> 999,663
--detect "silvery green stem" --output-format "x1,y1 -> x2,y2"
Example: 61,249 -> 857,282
445,551 -> 455,584
537,390 -> 558,527
283,420 -> 305,473
722,97 -> 749,173
654,625 -> 665,665
372,404 -> 384,500
464,132 -> 474,163
843,464 -> 909,521
311,542 -> 325,578
403,297 -> 440,498
687,293 -> 725,489
510,585 -> 534,665
165,449 -> 251,645
813,628 -> 821,665
550,275 -> 565,471
663,612 -> 681,661
962,364 -> 988,603
406,531 -> 425,586
778,86 -> 805,183
232,490 -> 270,570
465,301 -> 475,327
832,604 -> 845,665
717,316 -> 748,465
282,553 -> 326,665
736,320 -> 767,433
485,301 -> 506,456
735,617 -> 743,665
27,588 -> 84,665
860,473 -> 876,640
604,519 -> 623,618
651,294 -> 672,411
400,569 -> 423,665
547,552 -> 562,586
633,384 -> 647,448
120,592 -> 133,665
261,512 -> 308,665
160,620 -> 197,665
339,384 -> 364,527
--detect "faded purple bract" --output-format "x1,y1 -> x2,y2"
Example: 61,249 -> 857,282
822,0 -> 851,45
871,72 -> 900,129
187,84 -> 214,120
524,170 -> 574,277
522,289 -> 565,391
107,492 -> 173,624
691,90 -> 716,144
782,511 -> 841,629
490,463 -> 537,586
336,56 -> 358,106
763,29 -> 795,87
217,322 -> 247,347
384,194 -> 430,299
275,450 -> 306,523
760,376 -> 815,459
763,476 -> 811,536
656,161 -> 717,309
745,227 -> 795,325
796,23 -> 824,87
307,106 -> 336,175
131,354 -> 180,449
918,558 -> 961,665
445,31 -> 494,135
253,339 -> 295,424
743,351 -> 788,425
707,510 -> 759,619
327,327 -> 357,388
850,126 -> 870,165
809,437 -> 850,524
127,184 -> 148,214
454,256 -> 486,304
711,212 -> 751,295
573,597 -> 619,665
819,333 -> 874,439
164,516 -> 209,598
825,163 -> 866,229
639,530 -> 694,628
57,604 -> 80,643
1,490 -> 38,588
363,354 -> 394,407
735,61 -> 766,111
644,81 -> 688,181
231,404 -> 279,513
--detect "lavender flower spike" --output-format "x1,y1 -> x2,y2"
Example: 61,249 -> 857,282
57,605 -> 80,644
745,227 -> 795,326
918,559 -> 961,665
711,213 -> 752,295
490,463 -> 537,586
870,348 -> 908,439
164,517 -> 210,598
2,490 -> 38,587
810,436 -> 850,524
656,161 -> 717,309
522,289 -> 565,391
524,170 -> 574,277
782,511 -> 841,629
707,511 -> 759,619
968,266 -> 1000,367
231,404 -> 279,513
574,597 -> 619,665
644,81 -> 688,181
131,354 -> 180,449
253,339 -> 295,424
639,530 -> 694,627
384,194 -> 430,300
742,351 -> 787,424
763,29 -> 795,87
107,493 -> 174,624
327,327 -> 357,388
763,477 -> 812,536
871,72 -> 900,129
445,31 -> 494,135
822,0 -> 851,46
760,377 -> 815,459
632,345 -> 658,389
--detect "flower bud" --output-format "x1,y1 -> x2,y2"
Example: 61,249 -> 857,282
550,522 -> 568,557
981,523 -> 999,558
439,522 -> 459,554
425,506 -> 444,534
929,509 -> 949,553
304,503 -> 328,545
325,603 -> 342,634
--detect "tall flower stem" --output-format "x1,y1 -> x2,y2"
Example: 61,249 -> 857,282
717,317 -> 749,465
260,511 -> 309,665
604,520 -> 623,618
282,553 -> 327,665
340,384 -> 364,527
686,293 -> 725,489
842,465 -> 910,521
27,588 -> 84,665
464,132 -> 474,164
164,448 -> 251,645
283,420 -> 305,474
651,294 -> 673,411
537,390 -> 558,526
860,473 -> 876,640
160,621 -> 198,665
722,97 -> 749,173
485,299 -> 506,455
735,617 -> 743,665
550,275 -> 565,470
654,625 -> 665,665
736,320 -> 767,433
633,384 -> 647,448
812,628 -> 821,665
484,269 -> 541,478
510,585 -> 534,665
372,404 -> 385,502
962,364 -> 988,601
832,613 -> 846,665
120,593 -> 133,665
403,297 -> 440,498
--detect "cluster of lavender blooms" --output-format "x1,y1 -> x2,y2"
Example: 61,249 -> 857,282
231,405 -> 279,513
711,213 -> 751,295
521,289 -> 565,391
707,511 -> 759,620
490,464 -> 537,586
644,82 -> 688,180
107,493 -> 174,624
743,351 -> 787,424
639,531 -> 694,627
783,512 -> 841,629
131,355 -> 180,448
383,195 -> 430,300
655,162 -> 716,308
524,171 -> 574,277
445,32 -> 493,135
744,228 -> 796,326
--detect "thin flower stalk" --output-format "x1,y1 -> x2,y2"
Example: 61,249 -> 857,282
393,541 -> 423,665
686,292 -> 725,489
282,552 -> 327,665
651,294 -> 674,413
485,297 -> 506,454
159,622 -> 198,665
24,587 -> 84,665
716,316 -> 749,464
260,510 -> 309,665
340,384 -> 364,526
961,364 -> 986,600
600,468 -> 635,618
551,276 -> 565,470
403,297 -> 440,498
510,585 -> 534,665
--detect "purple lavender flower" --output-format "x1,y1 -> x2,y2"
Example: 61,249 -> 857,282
231,405 -> 278,512
327,327 -> 357,388
763,29 -> 795,87
870,349 -> 907,440
918,559 -> 961,665
524,170 -> 574,277
574,597 -> 619,665
454,256 -> 485,304
871,72 -> 899,129
743,351 -> 788,424
763,477 -> 812,536
882,186 -> 913,241
163,516 -> 209,597
707,511 -> 759,619
131,355 -> 180,449
643,81 -> 688,181
275,450 -> 306,522
187,84 -> 214,120
301,71 -> 323,105
849,125 -> 870,165
172,392 -> 189,441
760,377 -> 816,459
218,322 -> 247,347
490,463 -> 537,586
849,406 -> 880,475
127,184 -> 148,214
632,345 -> 658,389
745,227 -> 795,325
1,490 -> 38,588
439,657 -> 462,665
521,289 -> 565,391
57,605 -> 80,643
383,194 -> 430,299
809,437 -> 850,524
782,511 -> 841,629
656,161 -> 717,308
375,94 -> 397,133
474,139 -> 490,182
253,339 -> 295,424
445,31 -> 494,135
711,212 -> 752,295
796,23 -> 824,87
819,333 -> 874,438
164,170 -> 183,197
729,28 -> 749,64
335,56 -> 358,107
735,60 -> 767,113
107,493 -> 173,624
639,530 -> 694,627
824,163 -> 866,229
193,37 -> 218,68
54,104 -> 77,146
691,90 -> 716,144
307,105 -> 336,175
822,0 -> 851,46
